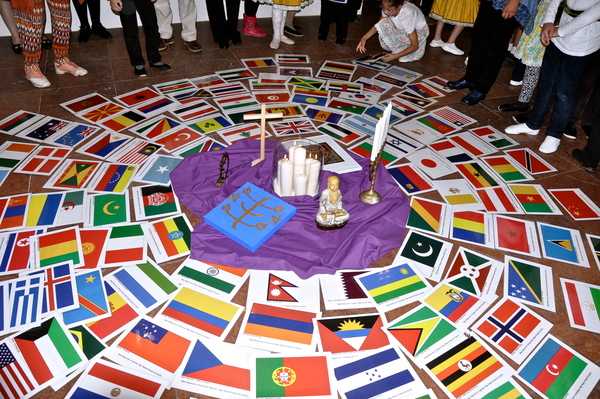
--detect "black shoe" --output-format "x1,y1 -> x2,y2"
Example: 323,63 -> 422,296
230,31 -> 242,45
318,33 -> 327,41
219,40 -> 229,49
564,121 -> 577,139
498,101 -> 528,113
92,24 -> 112,39
293,24 -> 302,30
446,78 -> 474,90
150,63 -> 172,72
284,26 -> 303,37
572,149 -> 596,171
78,26 -> 91,43
582,124 -> 592,138
335,38 -> 346,45
461,90 -> 486,105
513,112 -> 528,124
42,36 -> 51,49
11,43 -> 22,54
134,67 -> 147,77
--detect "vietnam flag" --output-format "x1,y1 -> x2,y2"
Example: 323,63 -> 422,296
255,355 -> 332,398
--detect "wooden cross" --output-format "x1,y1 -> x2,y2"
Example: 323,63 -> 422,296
244,104 -> 283,166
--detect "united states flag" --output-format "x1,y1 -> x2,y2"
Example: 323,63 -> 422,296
0,343 -> 37,399
432,106 -> 474,127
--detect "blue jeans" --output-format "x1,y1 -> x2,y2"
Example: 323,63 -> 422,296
526,43 -> 592,138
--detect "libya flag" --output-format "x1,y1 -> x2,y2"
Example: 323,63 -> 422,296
255,355 -> 332,398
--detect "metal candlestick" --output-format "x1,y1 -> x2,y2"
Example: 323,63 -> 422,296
359,145 -> 385,204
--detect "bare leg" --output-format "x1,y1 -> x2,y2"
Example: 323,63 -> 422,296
433,20 -> 443,41
446,24 -> 464,45
0,0 -> 21,45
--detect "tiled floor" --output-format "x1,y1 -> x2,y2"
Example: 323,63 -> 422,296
1,1 -> 599,398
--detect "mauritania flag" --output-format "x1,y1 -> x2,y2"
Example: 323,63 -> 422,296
334,346 -> 419,399
255,355 -> 332,398
357,264 -> 428,305
518,336 -> 594,399
111,261 -> 177,312
14,317 -> 84,386
161,286 -> 241,338
67,359 -> 165,399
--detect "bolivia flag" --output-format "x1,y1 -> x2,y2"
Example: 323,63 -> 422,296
38,228 -> 81,267
255,355 -> 332,398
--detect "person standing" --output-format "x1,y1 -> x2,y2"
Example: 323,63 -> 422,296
72,0 -> 112,42
155,0 -> 202,52
12,0 -> 87,87
428,0 -> 479,56
505,0 -> 600,154
445,0 -> 539,105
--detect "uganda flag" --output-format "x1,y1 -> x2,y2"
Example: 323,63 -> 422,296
254,355 -> 332,398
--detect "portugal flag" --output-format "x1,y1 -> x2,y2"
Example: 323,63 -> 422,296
255,355 -> 332,398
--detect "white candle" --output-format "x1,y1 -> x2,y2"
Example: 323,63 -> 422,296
293,174 -> 308,196
279,158 -> 294,196
288,141 -> 297,164
293,145 -> 307,177
305,157 -> 321,196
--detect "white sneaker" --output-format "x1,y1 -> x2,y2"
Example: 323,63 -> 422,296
442,43 -> 464,56
505,123 -> 539,135
429,39 -> 445,48
539,136 -> 561,154
25,69 -> 51,88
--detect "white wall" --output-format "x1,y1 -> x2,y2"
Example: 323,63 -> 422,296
0,0 -> 322,37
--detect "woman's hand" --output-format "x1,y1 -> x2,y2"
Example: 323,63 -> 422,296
109,0 -> 122,12
541,22 -> 558,46
381,52 -> 397,62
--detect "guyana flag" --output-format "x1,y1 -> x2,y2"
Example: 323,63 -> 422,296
255,355 -> 332,398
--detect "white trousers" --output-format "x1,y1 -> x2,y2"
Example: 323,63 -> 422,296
154,0 -> 198,42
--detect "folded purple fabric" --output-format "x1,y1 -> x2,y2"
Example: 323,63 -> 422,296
171,139 -> 409,278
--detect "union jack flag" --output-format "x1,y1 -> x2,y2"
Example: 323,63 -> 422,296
270,118 -> 318,136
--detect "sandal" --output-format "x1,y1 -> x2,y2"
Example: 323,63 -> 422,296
42,36 -> 51,49
11,43 -> 22,54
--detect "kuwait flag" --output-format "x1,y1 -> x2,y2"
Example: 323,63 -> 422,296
69,359 -> 165,399
13,317 -> 84,385
118,318 -> 191,374
150,215 -> 191,258
104,224 -> 146,265
255,355 -> 332,398
161,287 -> 241,338
182,339 -> 251,391
86,282 -> 139,341
518,336 -> 590,398
357,264 -> 428,305
562,279 -> 600,332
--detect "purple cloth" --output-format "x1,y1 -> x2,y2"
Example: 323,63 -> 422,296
170,139 -> 410,278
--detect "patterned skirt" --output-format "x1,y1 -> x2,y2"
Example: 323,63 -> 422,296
255,0 -> 313,11
376,17 -> 429,62
430,0 -> 480,26
514,1 -> 548,66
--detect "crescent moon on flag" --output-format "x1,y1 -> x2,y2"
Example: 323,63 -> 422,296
546,364 -> 560,376
176,133 -> 191,141
103,201 -> 117,215
412,244 -> 433,257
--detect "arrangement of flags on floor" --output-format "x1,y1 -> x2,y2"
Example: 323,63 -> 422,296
0,55 -> 599,399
